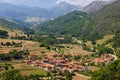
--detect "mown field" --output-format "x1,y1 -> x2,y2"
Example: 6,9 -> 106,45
0,38 -> 58,57
0,60 -> 48,76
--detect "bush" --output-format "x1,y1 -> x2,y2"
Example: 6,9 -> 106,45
91,60 -> 120,80
0,50 -> 30,60
0,29 -> 8,38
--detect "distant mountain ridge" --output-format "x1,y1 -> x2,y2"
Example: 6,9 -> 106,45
82,1 -> 111,13
51,2 -> 83,17
0,2 -> 82,24
0,17 -> 34,35
0,17 -> 31,29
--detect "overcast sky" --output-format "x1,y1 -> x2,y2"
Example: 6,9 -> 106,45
0,0 -> 112,8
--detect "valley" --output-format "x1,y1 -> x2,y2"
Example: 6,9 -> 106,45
0,0 -> 120,80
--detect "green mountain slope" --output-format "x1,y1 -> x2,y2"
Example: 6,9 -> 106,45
0,18 -> 28,29
90,0 -> 120,39
0,18 -> 34,35
37,11 -> 93,37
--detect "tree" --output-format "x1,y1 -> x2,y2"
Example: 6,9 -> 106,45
0,69 -> 24,80
0,29 -> 8,38
91,60 -> 120,80
63,71 -> 74,80
97,45 -> 114,56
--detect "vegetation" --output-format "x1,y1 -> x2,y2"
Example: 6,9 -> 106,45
82,43 -> 92,52
0,63 -> 13,70
37,11 -> 93,38
0,50 -> 29,60
91,59 -> 120,80
97,45 -> 114,56
79,70 -> 93,77
34,35 -> 73,50
90,0 -> 120,39
113,34 -> 120,48
0,18 -> 34,36
0,29 -> 8,38
62,71 -> 74,80
0,41 -> 22,47
36,0 -> 120,41
0,0 -> 120,80
0,69 -> 47,80
11,35 -> 33,40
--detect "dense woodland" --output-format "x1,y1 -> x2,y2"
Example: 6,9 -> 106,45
37,11 -> 92,39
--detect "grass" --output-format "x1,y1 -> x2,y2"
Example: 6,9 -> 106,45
85,41 -> 94,50
0,60 -> 48,76
96,35 -> 115,45
12,62 -> 48,76
0,38 -> 57,56
88,66 -> 100,71
0,26 -> 26,37
55,44 -> 94,56
18,65 -> 48,76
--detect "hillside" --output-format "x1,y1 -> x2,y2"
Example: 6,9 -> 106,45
37,11 -> 92,37
0,2 -> 51,23
0,18 -> 30,28
82,1 -> 110,13
89,0 -> 120,39
0,18 -> 34,35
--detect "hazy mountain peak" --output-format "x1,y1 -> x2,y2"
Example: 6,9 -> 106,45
0,1 -> 83,24
51,1 -> 83,18
54,1 -> 83,10
82,0 -> 112,13
55,1 -> 77,9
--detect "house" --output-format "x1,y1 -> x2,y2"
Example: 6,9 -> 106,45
25,55 -> 88,73
92,54 -> 115,65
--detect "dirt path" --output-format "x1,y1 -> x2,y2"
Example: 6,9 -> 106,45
74,73 -> 91,79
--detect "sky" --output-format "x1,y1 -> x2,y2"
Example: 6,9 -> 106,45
0,0 -> 112,8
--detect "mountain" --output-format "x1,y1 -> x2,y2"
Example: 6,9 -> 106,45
89,0 -> 120,39
36,0 -> 120,40
82,1 -> 110,13
0,2 -> 51,23
24,7 -> 51,24
0,3 -> 27,21
0,2 -> 83,24
0,17 -> 34,35
50,2 -> 83,17
0,17 -> 32,29
36,11 -> 91,37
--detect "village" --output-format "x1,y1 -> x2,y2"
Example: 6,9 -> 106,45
24,54 -> 88,73
24,53 -> 117,74
92,54 -> 117,65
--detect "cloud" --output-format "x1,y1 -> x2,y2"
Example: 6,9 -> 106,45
56,0 -> 112,6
